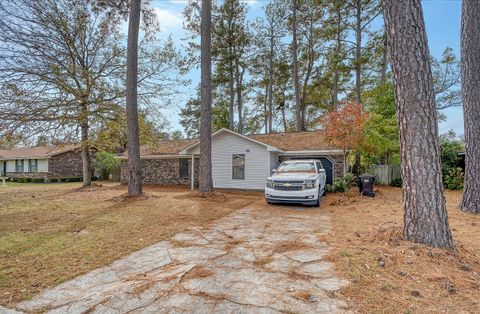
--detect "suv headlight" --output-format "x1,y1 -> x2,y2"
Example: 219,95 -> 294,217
266,179 -> 273,188
305,179 -> 316,189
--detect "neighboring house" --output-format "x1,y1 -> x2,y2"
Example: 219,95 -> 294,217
118,128 -> 346,190
0,145 -> 92,180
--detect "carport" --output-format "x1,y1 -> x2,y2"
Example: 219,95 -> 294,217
278,154 -> 336,185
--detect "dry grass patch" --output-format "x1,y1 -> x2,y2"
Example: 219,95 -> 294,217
181,266 -> 214,282
0,182 -> 259,307
273,240 -> 313,254
253,256 -> 274,267
324,186 -> 480,313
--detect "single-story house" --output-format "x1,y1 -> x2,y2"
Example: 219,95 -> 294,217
0,144 -> 91,180
118,128 -> 346,190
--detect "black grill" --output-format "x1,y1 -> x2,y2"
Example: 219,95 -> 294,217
274,184 -> 304,191
274,180 -> 304,184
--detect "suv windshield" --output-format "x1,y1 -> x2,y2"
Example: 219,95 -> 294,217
277,162 -> 315,173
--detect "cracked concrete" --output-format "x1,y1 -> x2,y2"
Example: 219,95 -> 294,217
10,201 -> 350,314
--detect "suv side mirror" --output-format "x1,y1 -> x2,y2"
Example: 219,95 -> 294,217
318,168 -> 326,173
272,169 -> 277,173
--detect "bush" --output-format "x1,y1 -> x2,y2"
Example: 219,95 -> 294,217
332,178 -> 347,193
390,177 -> 402,187
32,177 -> 45,183
16,177 -> 27,183
94,151 -> 120,180
444,167 -> 464,190
326,184 -> 334,192
343,173 -> 357,188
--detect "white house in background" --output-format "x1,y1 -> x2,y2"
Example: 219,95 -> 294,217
118,128 -> 346,190
0,145 -> 87,180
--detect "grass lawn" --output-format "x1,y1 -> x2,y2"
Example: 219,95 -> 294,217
325,186 -> 480,313
0,182 -> 260,307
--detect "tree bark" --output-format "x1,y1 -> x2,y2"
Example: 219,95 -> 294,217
332,9 -> 341,108
199,0 -> 214,193
292,0 -> 303,132
228,52 -> 235,130
267,26 -> 274,133
125,0 -> 142,196
383,0 -> 454,248
460,0 -> 480,213
379,32 -> 388,85
80,103 -> 91,188
235,55 -> 244,134
354,1 -> 362,104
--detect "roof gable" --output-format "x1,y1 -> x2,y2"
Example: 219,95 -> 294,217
179,128 -> 282,154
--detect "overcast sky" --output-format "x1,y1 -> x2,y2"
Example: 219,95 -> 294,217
149,0 -> 464,137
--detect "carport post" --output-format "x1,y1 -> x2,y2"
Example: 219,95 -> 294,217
190,154 -> 195,190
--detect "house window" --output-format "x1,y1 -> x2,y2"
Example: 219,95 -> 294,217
29,159 -> 38,173
179,159 -> 189,178
232,154 -> 245,180
15,159 -> 24,172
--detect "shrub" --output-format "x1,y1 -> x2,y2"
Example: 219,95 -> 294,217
333,178 -> 347,193
16,177 -> 27,183
93,151 -> 120,180
343,173 -> 356,188
326,184 -> 334,192
444,167 -> 464,190
32,177 -> 45,183
390,177 -> 402,187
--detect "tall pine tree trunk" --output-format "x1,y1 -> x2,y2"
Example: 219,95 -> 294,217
235,57 -> 244,134
292,0 -> 303,132
460,0 -> 480,213
126,0 -> 142,196
352,1 -> 363,175
267,27 -> 274,133
383,0 -> 454,248
228,54 -> 235,130
332,10 -> 341,108
199,0 -> 213,193
354,2 -> 362,104
80,103 -> 91,188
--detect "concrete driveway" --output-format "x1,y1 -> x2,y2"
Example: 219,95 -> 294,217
11,200 -> 350,313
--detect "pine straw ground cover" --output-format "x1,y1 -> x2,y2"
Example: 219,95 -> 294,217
324,186 -> 480,313
0,182 -> 260,307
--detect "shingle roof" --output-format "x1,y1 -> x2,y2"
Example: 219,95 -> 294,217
248,130 -> 337,151
118,139 -> 198,157
120,130 -> 339,158
0,144 -> 80,159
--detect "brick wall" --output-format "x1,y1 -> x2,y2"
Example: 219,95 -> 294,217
121,158 -> 199,186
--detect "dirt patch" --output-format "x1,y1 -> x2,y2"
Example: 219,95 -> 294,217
108,192 -> 158,203
253,256 -> 274,267
324,186 -> 480,313
175,191 -> 228,203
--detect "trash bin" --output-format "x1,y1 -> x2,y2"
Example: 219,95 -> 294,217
359,175 -> 375,197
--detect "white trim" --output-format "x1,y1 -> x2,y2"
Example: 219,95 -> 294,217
281,150 -> 346,155
179,128 -> 283,154
115,154 -> 193,160
0,156 -> 51,161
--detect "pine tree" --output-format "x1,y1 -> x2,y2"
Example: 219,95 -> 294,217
383,0 -> 454,248
460,0 -> 480,213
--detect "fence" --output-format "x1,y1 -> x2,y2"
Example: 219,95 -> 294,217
369,164 -> 401,185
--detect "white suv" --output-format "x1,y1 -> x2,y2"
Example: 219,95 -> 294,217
265,159 -> 327,207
